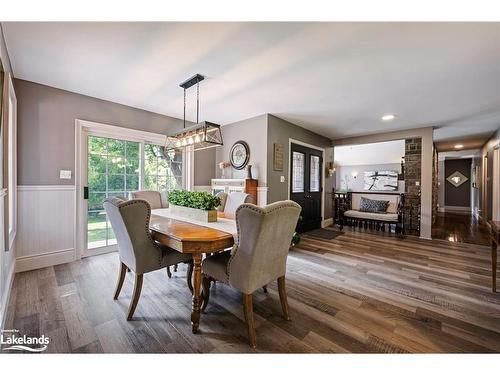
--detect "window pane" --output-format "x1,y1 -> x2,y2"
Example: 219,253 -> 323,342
88,192 -> 106,211
310,155 -> 320,192
126,174 -> 139,191
292,151 -> 305,193
88,136 -> 107,155
88,153 -> 106,174
108,174 -> 125,192
88,173 -> 106,192
107,139 -> 125,156
87,211 -> 107,249
144,175 -> 157,190
107,155 -> 125,174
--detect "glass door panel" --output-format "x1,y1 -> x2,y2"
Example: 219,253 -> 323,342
86,135 -> 140,251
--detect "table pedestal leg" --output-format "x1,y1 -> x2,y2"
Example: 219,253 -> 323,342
493,241 -> 497,293
191,254 -> 202,333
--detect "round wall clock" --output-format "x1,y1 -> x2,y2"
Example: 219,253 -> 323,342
230,141 -> 250,170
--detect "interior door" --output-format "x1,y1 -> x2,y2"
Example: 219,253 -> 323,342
290,143 -> 322,233
84,134 -> 141,254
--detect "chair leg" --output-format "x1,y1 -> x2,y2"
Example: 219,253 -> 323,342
243,293 -> 257,348
113,262 -> 127,300
262,285 -> 268,293
187,261 -> 194,294
166,266 -> 172,278
174,264 -> 178,272
201,275 -> 211,312
277,276 -> 291,321
127,274 -> 143,321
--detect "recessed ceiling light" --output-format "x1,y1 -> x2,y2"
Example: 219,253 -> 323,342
454,144 -> 464,149
381,114 -> 396,121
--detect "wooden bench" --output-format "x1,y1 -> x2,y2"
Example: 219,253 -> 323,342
334,191 -> 405,237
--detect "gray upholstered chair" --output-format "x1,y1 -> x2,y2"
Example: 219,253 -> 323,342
216,191 -> 253,218
201,200 -> 301,347
129,190 -> 168,209
104,197 -> 193,320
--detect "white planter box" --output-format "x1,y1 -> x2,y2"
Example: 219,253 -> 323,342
170,204 -> 218,222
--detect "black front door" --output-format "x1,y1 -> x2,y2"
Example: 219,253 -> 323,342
290,143 -> 322,233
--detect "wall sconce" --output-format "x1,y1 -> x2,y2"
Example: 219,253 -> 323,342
327,162 -> 335,177
351,171 -> 358,179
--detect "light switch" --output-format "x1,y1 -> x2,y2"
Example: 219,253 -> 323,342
415,181 -> 420,186
280,176 -> 285,183
60,170 -> 72,179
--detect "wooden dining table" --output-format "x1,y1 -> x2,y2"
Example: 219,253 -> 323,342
149,211 -> 235,333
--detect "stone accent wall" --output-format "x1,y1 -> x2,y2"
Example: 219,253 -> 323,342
404,138 -> 422,236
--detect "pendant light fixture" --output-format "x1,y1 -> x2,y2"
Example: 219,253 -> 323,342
165,74 -> 223,151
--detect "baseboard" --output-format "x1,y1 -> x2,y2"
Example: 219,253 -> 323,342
0,259 -> 16,331
443,206 -> 471,212
322,218 -> 333,228
15,248 -> 76,273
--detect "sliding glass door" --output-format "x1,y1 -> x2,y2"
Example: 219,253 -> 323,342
83,131 -> 185,255
87,135 -> 141,250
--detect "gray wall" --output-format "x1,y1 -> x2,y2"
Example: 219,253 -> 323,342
194,148 -> 216,186
336,163 -> 403,192
15,79 -> 188,185
267,115 -> 334,219
215,114 -> 268,183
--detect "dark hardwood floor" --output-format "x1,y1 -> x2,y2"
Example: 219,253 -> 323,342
432,211 -> 491,246
3,229 -> 500,353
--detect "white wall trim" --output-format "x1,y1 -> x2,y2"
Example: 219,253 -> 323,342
18,185 -> 76,191
257,186 -> 268,207
0,258 -> 16,331
322,218 -> 333,228
15,248 -> 76,273
287,138 -> 326,222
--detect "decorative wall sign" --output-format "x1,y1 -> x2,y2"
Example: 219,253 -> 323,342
446,171 -> 468,188
363,170 -> 398,191
230,141 -> 250,170
273,143 -> 284,171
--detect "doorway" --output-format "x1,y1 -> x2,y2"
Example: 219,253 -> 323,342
76,120 -> 187,258
289,142 -> 322,232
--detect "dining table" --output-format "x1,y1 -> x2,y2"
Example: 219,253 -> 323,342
149,208 -> 236,333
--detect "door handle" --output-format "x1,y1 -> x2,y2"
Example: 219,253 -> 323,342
84,186 -> 89,200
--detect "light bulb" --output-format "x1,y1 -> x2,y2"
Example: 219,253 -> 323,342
194,134 -> 201,143
188,137 -> 193,145
176,139 -> 182,147
181,138 -> 187,146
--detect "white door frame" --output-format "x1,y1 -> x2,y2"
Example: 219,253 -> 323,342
75,119 -> 189,259
287,138 -> 326,227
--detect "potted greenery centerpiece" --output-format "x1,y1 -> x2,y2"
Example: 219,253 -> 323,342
168,190 -> 221,222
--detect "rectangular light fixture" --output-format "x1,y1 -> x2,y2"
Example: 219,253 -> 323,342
165,121 -> 223,151
165,74 -> 224,152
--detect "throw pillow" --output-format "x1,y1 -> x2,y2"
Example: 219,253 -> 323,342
359,197 -> 390,213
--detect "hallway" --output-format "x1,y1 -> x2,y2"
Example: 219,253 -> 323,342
432,211 -> 491,246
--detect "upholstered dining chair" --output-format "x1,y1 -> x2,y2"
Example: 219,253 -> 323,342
129,190 -> 168,209
129,190 -> 180,276
201,200 -> 301,348
216,191 -> 253,218
104,197 -> 193,320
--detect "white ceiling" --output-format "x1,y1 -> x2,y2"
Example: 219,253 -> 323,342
334,140 -> 405,166
3,22 -> 500,143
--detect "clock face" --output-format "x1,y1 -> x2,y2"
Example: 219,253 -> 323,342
230,141 -> 249,170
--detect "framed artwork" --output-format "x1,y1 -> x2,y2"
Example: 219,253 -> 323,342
363,170 -> 398,191
273,143 -> 283,171
229,140 -> 250,170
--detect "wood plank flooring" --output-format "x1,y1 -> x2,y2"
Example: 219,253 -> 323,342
432,211 -> 491,246
2,229 -> 500,353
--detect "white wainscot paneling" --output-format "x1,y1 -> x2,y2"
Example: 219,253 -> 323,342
16,186 -> 76,272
